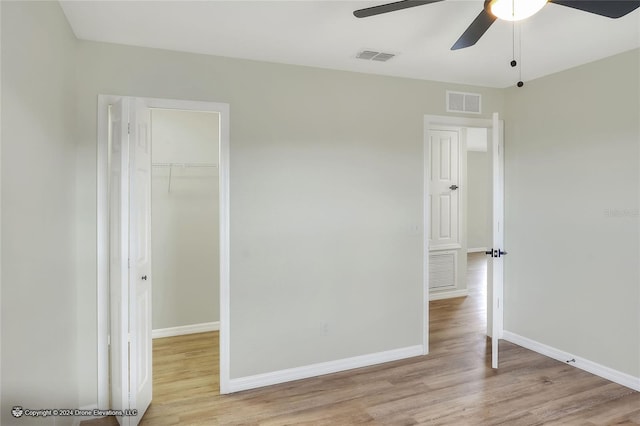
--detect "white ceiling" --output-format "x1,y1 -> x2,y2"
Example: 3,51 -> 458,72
60,0 -> 640,88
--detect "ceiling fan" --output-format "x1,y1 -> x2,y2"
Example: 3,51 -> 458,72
353,0 -> 640,50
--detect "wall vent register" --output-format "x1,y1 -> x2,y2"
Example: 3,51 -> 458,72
446,91 -> 482,114
429,251 -> 457,290
356,50 -> 396,62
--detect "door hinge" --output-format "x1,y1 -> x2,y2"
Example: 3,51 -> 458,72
127,122 -> 131,134
107,334 -> 111,346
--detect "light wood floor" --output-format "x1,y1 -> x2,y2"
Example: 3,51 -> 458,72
84,253 -> 640,425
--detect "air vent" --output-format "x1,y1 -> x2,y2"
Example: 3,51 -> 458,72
429,251 -> 457,289
356,50 -> 396,62
446,91 -> 482,114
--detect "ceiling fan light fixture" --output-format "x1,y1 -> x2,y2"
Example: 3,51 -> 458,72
489,0 -> 548,21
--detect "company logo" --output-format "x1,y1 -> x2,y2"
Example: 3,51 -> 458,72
12,406 -> 24,418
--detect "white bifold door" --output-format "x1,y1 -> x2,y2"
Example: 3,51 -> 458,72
109,98 -> 153,425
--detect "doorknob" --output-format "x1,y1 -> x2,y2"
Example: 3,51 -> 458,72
141,275 -> 148,280
449,184 -> 459,190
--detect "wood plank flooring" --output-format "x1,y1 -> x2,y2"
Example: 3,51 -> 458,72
83,253 -> 640,425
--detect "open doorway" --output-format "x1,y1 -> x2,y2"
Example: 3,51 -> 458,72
148,108 -> 221,414
97,96 -> 230,424
426,125 -> 490,328
423,114 -> 504,366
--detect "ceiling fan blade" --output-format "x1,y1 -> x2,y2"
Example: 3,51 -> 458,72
451,8 -> 497,50
354,0 -> 444,18
550,0 -> 640,18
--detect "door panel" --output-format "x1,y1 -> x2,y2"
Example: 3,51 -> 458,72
428,195 -> 433,241
109,99 -> 130,425
129,99 -> 153,423
109,98 -> 153,426
439,195 -> 451,238
490,112 -> 505,369
429,130 -> 460,249
438,138 -> 451,180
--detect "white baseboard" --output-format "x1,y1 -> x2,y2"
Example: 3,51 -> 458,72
502,331 -> 640,392
227,345 -> 424,393
152,321 -> 220,339
429,289 -> 469,301
467,247 -> 487,253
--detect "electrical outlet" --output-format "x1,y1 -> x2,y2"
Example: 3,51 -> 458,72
322,322 -> 329,336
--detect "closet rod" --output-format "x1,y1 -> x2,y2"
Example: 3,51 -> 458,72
152,162 -> 218,193
152,162 -> 218,168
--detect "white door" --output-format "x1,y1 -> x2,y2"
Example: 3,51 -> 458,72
428,129 -> 460,250
109,99 -> 130,422
128,99 -> 153,423
488,112 -> 505,369
109,98 -> 153,425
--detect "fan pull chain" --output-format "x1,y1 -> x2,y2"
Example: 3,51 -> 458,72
510,22 -> 524,87
517,22 -> 524,87
510,20 -> 517,68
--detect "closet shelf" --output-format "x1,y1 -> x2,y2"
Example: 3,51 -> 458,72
152,162 -> 218,192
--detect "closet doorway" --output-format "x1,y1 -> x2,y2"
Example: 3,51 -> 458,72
96,96 -> 231,421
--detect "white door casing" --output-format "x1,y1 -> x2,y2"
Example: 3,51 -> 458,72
428,129 -> 460,251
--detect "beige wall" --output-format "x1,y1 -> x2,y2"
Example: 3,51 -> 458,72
1,2 -> 78,424
151,109 -> 220,329
73,38 -> 503,400
503,49 -> 640,377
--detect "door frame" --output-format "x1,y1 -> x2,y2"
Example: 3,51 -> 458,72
97,95 -> 231,408
423,114 -> 503,355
